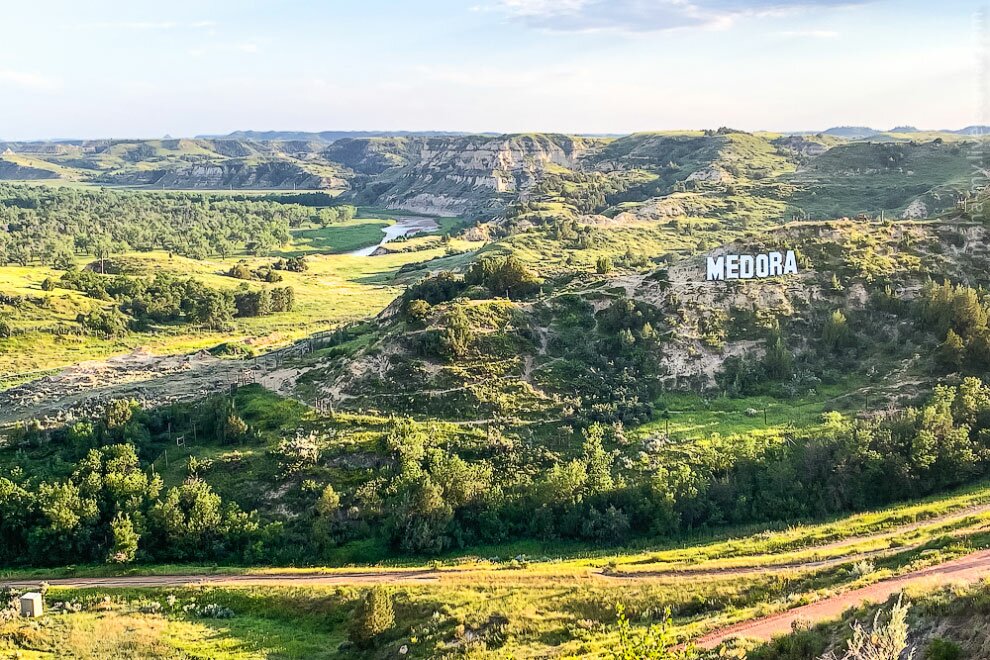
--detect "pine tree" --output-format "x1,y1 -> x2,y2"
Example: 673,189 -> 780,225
763,334 -> 794,380
823,309 -> 850,351
937,329 -> 966,371
349,587 -> 395,648
583,424 -> 614,495
107,513 -> 139,563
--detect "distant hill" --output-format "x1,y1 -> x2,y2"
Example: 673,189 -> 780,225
821,126 -> 881,139
1,130 -> 984,218
200,130 -> 482,142
952,125 -> 990,135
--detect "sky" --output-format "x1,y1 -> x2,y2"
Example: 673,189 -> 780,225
0,0 -> 987,139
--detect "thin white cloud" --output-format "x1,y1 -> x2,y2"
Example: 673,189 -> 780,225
74,21 -> 216,31
495,0 -> 868,33
188,42 -> 261,58
776,29 -> 840,37
0,70 -> 61,91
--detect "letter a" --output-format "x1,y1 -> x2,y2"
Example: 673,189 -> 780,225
784,250 -> 798,275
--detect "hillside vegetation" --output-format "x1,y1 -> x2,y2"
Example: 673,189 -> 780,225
3,131 -> 990,658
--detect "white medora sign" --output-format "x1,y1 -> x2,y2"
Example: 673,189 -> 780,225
706,250 -> 798,281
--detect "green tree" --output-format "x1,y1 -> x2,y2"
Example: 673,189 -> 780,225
937,329 -> 966,371
107,512 -> 139,563
763,334 -> 793,380
315,484 -> 341,516
313,484 -> 342,550
823,309 -> 851,351
439,307 -> 475,359
222,413 -> 248,444
596,255 -> 614,275
349,587 -> 395,649
583,424 -> 614,495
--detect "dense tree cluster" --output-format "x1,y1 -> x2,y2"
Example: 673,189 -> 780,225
6,377 -> 990,566
363,378 -> 990,551
0,184 -> 306,264
463,255 -> 541,298
921,281 -> 990,372
59,270 -> 294,334
0,402 -> 260,566
314,205 -> 356,226
537,294 -> 665,425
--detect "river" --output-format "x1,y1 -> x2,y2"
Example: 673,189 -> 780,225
350,215 -> 440,256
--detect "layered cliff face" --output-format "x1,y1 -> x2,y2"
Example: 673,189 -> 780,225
339,133 -> 607,215
0,132 -> 979,221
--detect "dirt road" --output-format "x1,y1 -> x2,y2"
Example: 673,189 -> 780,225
693,548 -> 990,648
1,569 -> 443,590
6,548 -> 990,652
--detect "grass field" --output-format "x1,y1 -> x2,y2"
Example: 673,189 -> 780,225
0,213 -> 484,378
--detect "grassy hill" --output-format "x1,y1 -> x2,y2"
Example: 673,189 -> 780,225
2,130 -> 983,226
3,139 -> 990,658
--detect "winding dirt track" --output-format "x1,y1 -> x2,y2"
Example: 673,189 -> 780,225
693,548 -> 990,648
5,549 -> 990,651
4,501 -> 990,650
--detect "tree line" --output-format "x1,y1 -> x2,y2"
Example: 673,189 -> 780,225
59,270 -> 294,335
0,184 -> 348,264
5,377 -> 990,565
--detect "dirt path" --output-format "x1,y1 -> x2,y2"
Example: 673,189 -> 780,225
599,502 -> 990,580
7,547 -> 990,650
1,569 -> 445,590
693,548 -> 990,649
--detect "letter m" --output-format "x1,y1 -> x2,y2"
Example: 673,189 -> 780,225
706,256 -> 725,281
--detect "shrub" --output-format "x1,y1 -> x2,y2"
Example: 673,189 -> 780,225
925,639 -> 962,660
406,299 -> 432,325
607,603 -> 694,659
823,595 -> 912,660
76,307 -> 129,337
349,587 -> 395,648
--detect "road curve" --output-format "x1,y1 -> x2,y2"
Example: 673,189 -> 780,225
693,548 -> 990,649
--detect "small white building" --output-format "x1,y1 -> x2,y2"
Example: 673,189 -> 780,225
19,592 -> 43,617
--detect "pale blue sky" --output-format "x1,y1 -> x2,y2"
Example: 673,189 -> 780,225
0,0 -> 985,139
